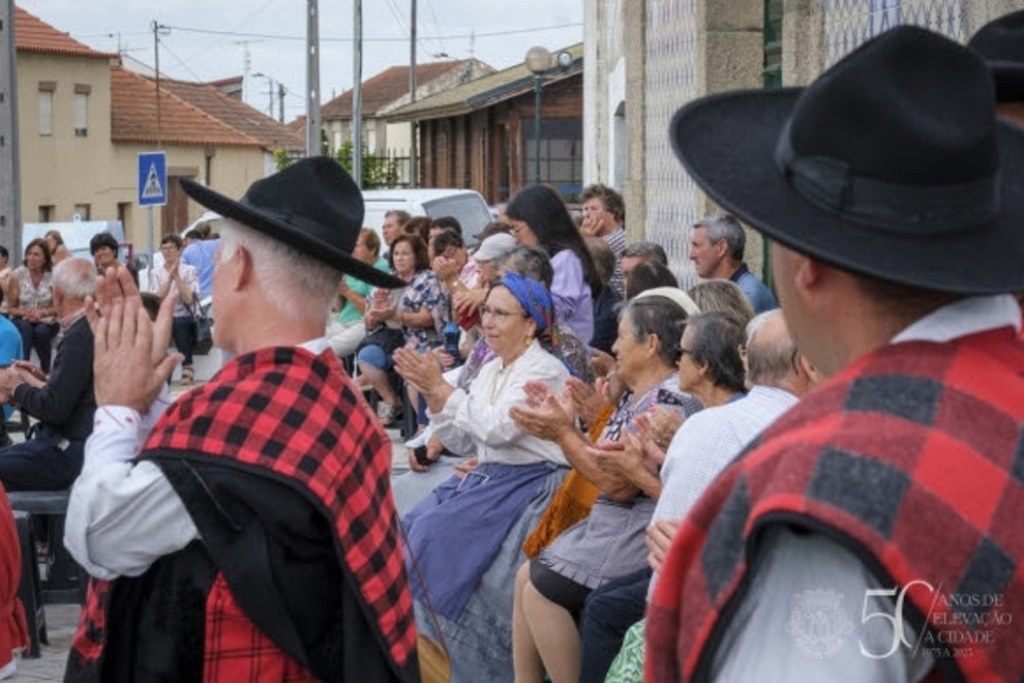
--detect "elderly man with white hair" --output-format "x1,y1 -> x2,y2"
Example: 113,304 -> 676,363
64,159 -> 420,682
0,256 -> 96,491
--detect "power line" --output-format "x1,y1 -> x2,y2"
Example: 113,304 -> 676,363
182,0 -> 277,63
156,21 -> 582,42
158,35 -> 207,82
425,0 -> 448,59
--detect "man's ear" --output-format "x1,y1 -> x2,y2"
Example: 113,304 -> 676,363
795,353 -> 823,390
233,246 -> 255,291
791,252 -> 822,291
220,245 -> 254,292
713,239 -> 729,261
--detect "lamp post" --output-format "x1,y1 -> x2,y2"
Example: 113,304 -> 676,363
524,46 -> 550,185
252,72 -> 274,118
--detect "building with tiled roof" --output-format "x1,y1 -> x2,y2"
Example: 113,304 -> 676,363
12,6 -> 112,59
381,44 -> 583,203
111,68 -> 262,148
13,6 -> 283,253
320,59 -> 494,165
144,75 -> 304,154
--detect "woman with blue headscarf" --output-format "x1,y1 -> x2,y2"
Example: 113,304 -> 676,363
393,273 -> 572,683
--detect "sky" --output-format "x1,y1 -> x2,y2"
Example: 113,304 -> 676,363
18,0 -> 583,122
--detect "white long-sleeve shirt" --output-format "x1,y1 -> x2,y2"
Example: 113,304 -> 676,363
65,339 -> 330,580
429,340 -> 569,467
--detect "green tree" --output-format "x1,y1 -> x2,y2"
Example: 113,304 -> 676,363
335,141 -> 400,189
273,148 -> 293,171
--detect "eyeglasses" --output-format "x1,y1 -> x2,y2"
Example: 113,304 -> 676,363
508,220 -> 530,235
480,305 -> 529,322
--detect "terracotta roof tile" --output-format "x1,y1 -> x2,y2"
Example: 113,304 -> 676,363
111,67 -> 262,148
14,7 -> 112,59
157,77 -> 305,153
321,61 -> 468,119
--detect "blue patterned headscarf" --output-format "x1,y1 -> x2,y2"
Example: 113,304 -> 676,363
500,272 -> 554,335
497,271 -> 583,378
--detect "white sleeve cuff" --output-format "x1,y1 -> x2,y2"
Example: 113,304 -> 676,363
85,405 -> 146,470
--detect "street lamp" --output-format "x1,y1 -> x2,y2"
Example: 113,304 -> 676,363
252,72 -> 275,118
524,46 -> 550,184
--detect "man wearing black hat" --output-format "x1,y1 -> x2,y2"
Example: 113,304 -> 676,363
63,159 -> 420,682
647,25 -> 1024,683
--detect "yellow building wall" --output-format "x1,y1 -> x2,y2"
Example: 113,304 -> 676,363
17,53 -> 114,223
17,52 -> 267,253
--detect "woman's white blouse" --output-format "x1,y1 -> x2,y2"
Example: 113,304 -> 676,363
430,340 -> 569,467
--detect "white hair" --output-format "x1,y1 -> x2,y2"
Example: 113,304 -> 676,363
217,219 -> 342,323
745,309 -> 776,347
52,257 -> 97,300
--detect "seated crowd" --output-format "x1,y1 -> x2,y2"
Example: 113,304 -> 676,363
312,181 -> 789,683
2,18 -> 1022,682
0,182 -> 795,682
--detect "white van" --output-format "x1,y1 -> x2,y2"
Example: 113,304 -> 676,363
21,220 -> 126,260
361,189 -> 492,242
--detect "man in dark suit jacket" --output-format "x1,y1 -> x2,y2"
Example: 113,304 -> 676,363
0,257 -> 95,491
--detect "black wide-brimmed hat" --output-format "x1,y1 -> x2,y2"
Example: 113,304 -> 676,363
670,25 -> 1024,294
969,9 -> 1024,102
180,158 -> 406,289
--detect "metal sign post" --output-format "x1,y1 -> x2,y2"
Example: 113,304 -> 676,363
138,151 -> 167,264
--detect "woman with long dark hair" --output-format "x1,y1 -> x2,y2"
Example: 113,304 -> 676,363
505,185 -> 601,345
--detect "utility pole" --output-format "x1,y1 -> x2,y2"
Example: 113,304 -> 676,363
0,0 -> 21,258
352,0 -> 363,187
149,20 -> 163,258
278,82 -> 285,123
409,0 -> 418,188
152,21 -> 163,149
306,0 -> 321,157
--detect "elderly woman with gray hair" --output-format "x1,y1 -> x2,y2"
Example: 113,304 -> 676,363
509,293 -> 702,683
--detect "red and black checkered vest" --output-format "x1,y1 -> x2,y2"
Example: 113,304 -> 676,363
647,327 -> 1024,683
68,347 -> 417,681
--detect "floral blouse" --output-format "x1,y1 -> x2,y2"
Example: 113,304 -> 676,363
369,269 -> 452,354
399,269 -> 450,353
13,266 -> 55,323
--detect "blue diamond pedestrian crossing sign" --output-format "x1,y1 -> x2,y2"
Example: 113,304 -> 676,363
138,152 -> 167,206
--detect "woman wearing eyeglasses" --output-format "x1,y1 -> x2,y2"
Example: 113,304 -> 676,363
508,294 -> 703,683
392,272 -> 572,683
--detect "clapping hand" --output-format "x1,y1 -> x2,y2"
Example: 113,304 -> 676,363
646,519 -> 680,572
11,360 -> 46,383
634,406 -> 685,455
432,254 -> 460,282
393,346 -> 443,395
509,381 -> 574,442
86,266 -> 181,411
565,376 -> 611,426
453,288 -> 486,317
